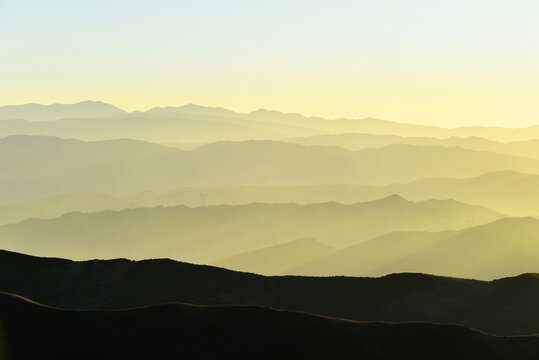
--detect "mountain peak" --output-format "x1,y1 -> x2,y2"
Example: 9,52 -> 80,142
371,194 -> 408,205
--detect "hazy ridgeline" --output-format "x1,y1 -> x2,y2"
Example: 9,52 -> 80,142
2,170 -> 538,226
0,196 -> 500,264
2,102 -> 539,281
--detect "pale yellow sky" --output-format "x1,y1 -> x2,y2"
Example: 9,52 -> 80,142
2,1 -> 539,127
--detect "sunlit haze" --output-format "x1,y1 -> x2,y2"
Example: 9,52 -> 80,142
2,0 -> 539,127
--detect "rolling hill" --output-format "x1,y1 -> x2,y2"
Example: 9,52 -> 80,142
0,192 -> 125,225
4,249 -> 539,336
127,170 -> 539,217
2,292 -> 538,360
0,196 -> 501,263
4,170 -> 539,225
293,217 -> 539,280
214,238 -> 336,275
281,133 -> 539,159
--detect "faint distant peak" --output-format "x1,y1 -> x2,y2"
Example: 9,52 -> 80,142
0,100 -> 126,121
250,108 -> 286,116
145,103 -> 238,117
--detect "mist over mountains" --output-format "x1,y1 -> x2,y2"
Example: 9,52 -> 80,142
4,102 -> 539,143
0,101 -> 126,121
6,0 -> 539,355
281,133 -> 539,160
291,217 -> 539,280
4,135 -> 539,205
2,169 -> 538,226
4,101 -> 539,358
0,196 -> 500,264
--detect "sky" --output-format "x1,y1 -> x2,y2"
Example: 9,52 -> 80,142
1,0 -> 539,127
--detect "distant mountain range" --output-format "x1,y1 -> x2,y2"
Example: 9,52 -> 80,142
4,249 -> 539,336
4,135 -> 539,205
6,104 -> 539,358
0,100 -> 125,121
3,102 -> 539,142
0,195 -> 500,263
1,170 -> 538,225
4,291 -> 538,360
280,133 -> 539,160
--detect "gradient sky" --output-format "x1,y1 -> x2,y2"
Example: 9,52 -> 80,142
1,0 -> 539,127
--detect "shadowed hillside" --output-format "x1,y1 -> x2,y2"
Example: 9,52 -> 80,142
2,292 -> 538,360
3,250 -> 539,335
0,197 -> 501,262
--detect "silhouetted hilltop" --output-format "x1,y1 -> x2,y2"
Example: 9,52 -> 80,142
2,291 -> 538,360
0,196 -> 501,262
0,100 -> 125,121
3,249 -> 539,335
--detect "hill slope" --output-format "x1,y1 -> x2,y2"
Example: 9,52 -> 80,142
0,192 -> 125,225
2,292 -> 538,360
281,133 -> 539,159
4,249 -> 539,335
214,238 -> 336,275
0,197 -> 501,262
294,217 -> 539,280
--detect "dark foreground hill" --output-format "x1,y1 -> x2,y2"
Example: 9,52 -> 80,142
1,292 -> 538,360
3,250 -> 539,336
